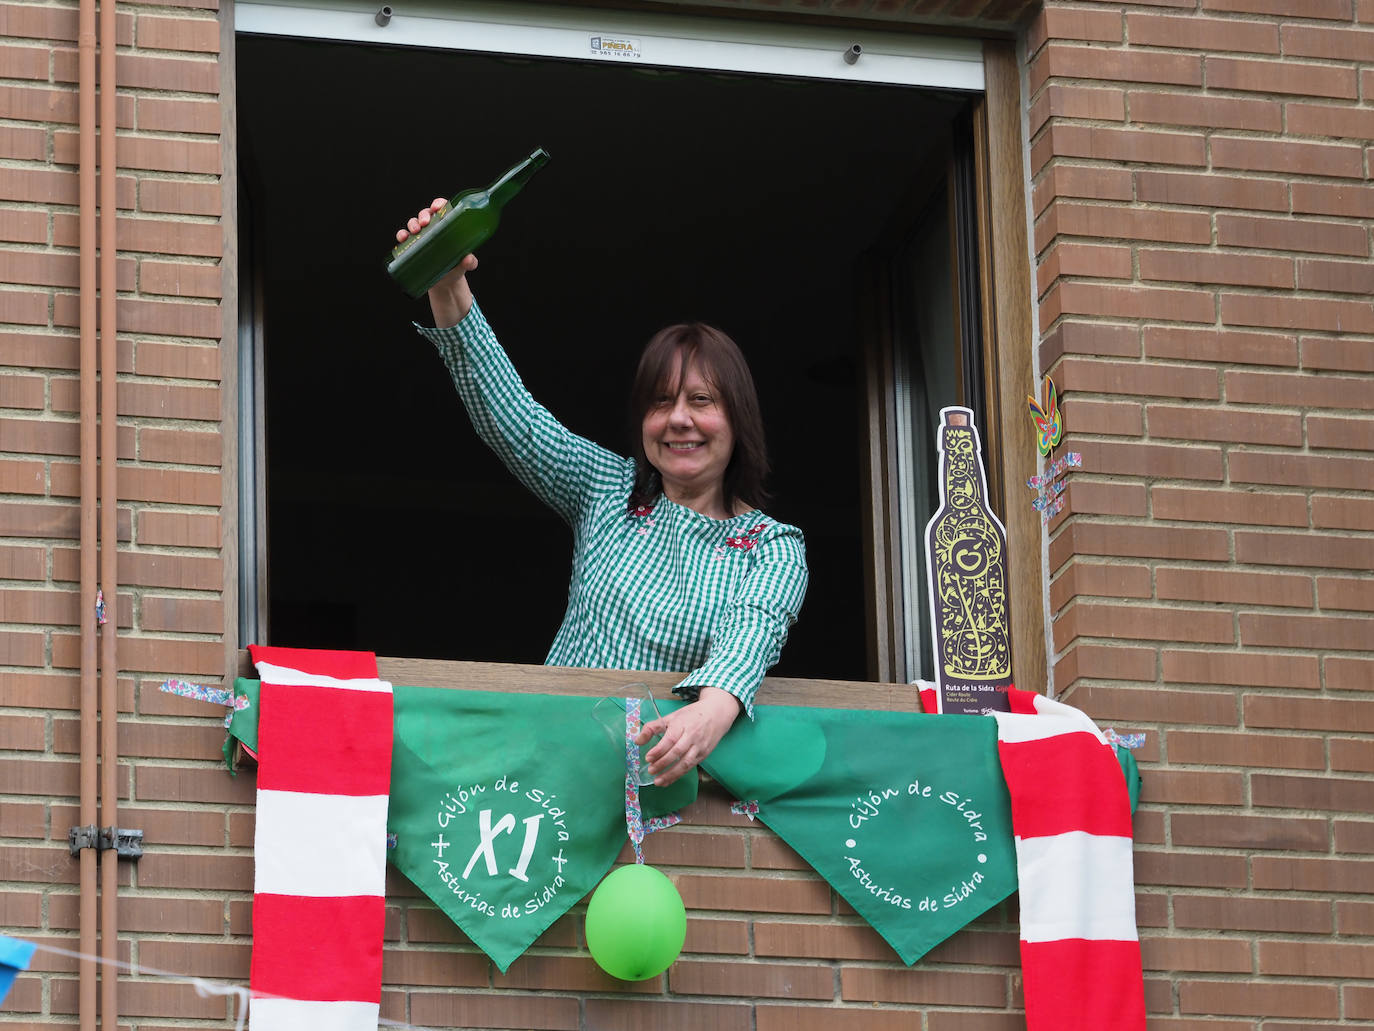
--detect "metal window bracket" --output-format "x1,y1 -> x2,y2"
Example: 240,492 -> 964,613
69,824 -> 144,860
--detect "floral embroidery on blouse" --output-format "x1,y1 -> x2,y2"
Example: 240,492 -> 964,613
629,503 -> 656,537
724,522 -> 768,552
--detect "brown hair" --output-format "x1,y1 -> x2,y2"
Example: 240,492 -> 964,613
627,322 -> 770,514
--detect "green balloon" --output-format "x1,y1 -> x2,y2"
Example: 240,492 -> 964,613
584,864 -> 686,981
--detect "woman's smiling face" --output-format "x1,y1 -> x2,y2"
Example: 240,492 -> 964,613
641,357 -> 735,507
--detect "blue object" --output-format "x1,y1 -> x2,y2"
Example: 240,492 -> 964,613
0,935 -> 36,1006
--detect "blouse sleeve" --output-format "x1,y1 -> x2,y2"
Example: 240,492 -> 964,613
416,301 -> 629,525
673,521 -> 809,719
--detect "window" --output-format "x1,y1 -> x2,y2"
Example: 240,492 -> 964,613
232,5 -> 1016,685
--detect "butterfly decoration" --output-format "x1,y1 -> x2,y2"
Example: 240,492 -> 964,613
1027,376 -> 1063,458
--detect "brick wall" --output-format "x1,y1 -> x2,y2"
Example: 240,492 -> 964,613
1031,0 -> 1374,1026
1,0 -> 1371,1026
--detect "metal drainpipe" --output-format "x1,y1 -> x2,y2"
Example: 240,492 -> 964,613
97,0 -> 120,1021
77,0 -> 99,1022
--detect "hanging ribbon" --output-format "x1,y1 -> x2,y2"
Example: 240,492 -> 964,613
623,698 -> 681,864
158,678 -> 252,728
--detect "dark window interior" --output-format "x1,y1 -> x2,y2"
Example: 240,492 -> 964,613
237,34 -> 969,681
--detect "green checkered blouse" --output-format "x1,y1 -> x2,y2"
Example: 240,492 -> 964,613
418,301 -> 808,716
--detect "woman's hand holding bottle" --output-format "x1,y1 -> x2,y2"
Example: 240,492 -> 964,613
397,198 -> 477,329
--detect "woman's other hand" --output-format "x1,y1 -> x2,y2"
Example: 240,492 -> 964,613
636,686 -> 741,787
396,197 -> 477,328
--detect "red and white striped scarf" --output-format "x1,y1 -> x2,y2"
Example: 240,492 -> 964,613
923,685 -> 1146,1030
247,646 -> 393,1031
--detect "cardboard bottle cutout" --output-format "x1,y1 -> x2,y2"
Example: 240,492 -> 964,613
925,407 -> 1013,714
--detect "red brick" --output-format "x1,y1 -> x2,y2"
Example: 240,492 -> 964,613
0,544 -> 44,580
1339,900 -> 1374,935
1293,181 -> 1374,220
1216,214 -> 1368,257
1180,980 -> 1337,1019
1224,293 -> 1374,334
1141,936 -> 1253,974
1139,249 -> 1292,290
1213,135 -> 1365,179
1205,56 -> 1356,100
137,510 -> 221,548
1335,820 -> 1374,854
1308,416 -> 1374,453
1142,327 -> 1297,368
50,463 -> 222,506
1051,522 -> 1229,572
1252,775 -> 1371,814
1246,692 -> 1374,733
675,874 -> 831,914
1028,5 -> 1123,51
1151,486 -> 1307,528
840,967 -> 1007,1006
135,340 -> 222,380
52,212 -> 221,258
1175,895 -> 1330,935
52,547 -> 223,590
136,95 -> 221,135
1037,201 -> 1211,252
1253,857 -> 1372,895
1312,495 -> 1374,531
1287,101 -> 1374,141
1283,22 -> 1374,61
1039,321 -> 1140,368
1297,258 -> 1374,296
1227,370 -> 1374,410
1034,124 -> 1206,169
1231,451 -> 1374,492
52,48 -> 219,95
1043,281 -> 1215,330
1032,164 -> 1133,217
1167,729 -> 1325,769
1202,0 -> 1350,14
1173,812 -> 1328,851
1135,170 -> 1288,212
1051,482 -> 1142,522
1164,645 -> 1320,688
1332,737 -> 1373,772
1153,404 -> 1302,446
52,632 -> 226,676
0,629 -> 45,666
410,993 -> 579,1030
1302,337 -> 1374,373
1134,850 -> 1247,889
140,259 -> 223,298
1051,561 -> 1152,612
1057,601 -> 1234,649
1031,43 -> 1202,94
1028,84 -> 1126,137
140,178 -> 223,217
139,427 -> 222,466
583,999 -> 751,1031
1057,642 -> 1158,684
137,13 -> 220,52
1059,358 -> 1221,401
1036,242 -> 1133,297
51,978 -> 225,1018
1157,567 -> 1312,608
671,959 -> 834,999
1327,655 -> 1374,690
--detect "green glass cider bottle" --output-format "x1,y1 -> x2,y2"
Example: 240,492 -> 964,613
387,147 -> 550,299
